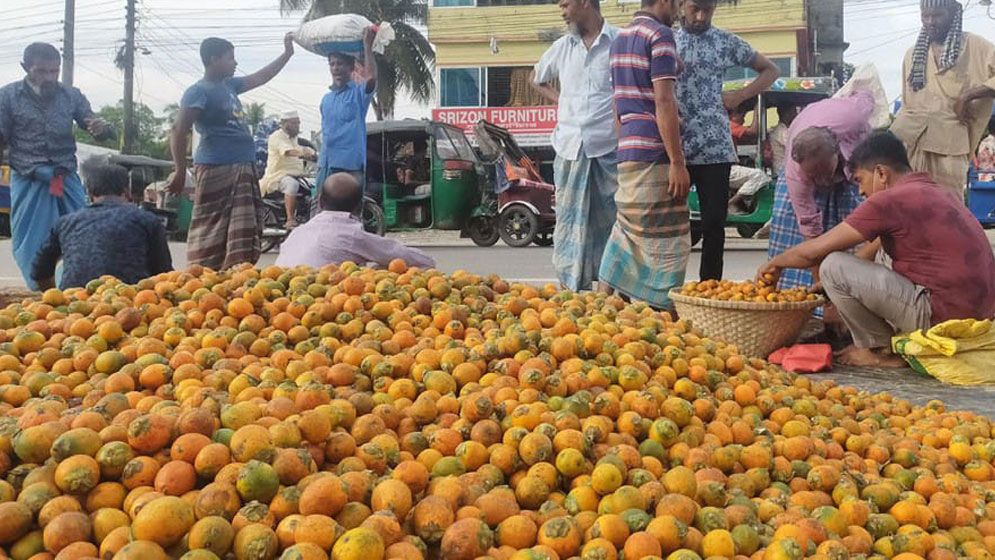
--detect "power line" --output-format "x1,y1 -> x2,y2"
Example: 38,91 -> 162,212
140,7 -> 322,122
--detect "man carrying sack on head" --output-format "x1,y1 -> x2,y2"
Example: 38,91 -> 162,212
891,0 -> 995,201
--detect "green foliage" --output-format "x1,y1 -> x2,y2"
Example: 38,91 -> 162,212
73,101 -> 171,160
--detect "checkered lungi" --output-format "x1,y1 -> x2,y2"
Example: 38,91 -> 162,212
768,173 -> 863,291
187,162 -> 264,270
599,160 -> 690,310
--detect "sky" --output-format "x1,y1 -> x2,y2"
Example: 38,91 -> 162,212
1,0 -> 993,139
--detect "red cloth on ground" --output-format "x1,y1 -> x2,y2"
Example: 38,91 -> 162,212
768,344 -> 833,373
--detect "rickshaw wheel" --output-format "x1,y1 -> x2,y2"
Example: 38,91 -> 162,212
467,217 -> 500,247
534,230 -> 554,247
362,198 -> 386,237
499,205 -> 539,248
736,223 -> 763,239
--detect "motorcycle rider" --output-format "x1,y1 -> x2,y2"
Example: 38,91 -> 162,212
260,111 -> 317,229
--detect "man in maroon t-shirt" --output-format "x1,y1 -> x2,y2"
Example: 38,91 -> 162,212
759,131 -> 995,367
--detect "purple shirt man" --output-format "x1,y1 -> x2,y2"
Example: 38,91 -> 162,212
785,91 -> 875,238
275,211 -> 435,269
611,12 -> 680,163
275,171 -> 434,270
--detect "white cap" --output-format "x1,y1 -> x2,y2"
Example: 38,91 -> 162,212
280,110 -> 300,121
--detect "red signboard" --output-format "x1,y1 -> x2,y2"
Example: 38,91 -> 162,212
432,106 -> 557,147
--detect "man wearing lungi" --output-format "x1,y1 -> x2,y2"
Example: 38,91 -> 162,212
533,0 -> 619,291
767,91 -> 875,293
0,43 -> 109,289
675,0 -> 779,280
599,0 -> 690,311
891,0 -> 995,200
760,131 -> 995,367
168,34 -> 296,270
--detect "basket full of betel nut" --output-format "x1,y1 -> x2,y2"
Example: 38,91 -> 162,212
669,277 -> 824,358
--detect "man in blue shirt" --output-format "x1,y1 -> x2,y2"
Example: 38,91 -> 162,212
675,0 -> 779,280
316,27 -> 378,206
32,163 -> 172,290
0,42 -> 110,289
168,34 -> 295,271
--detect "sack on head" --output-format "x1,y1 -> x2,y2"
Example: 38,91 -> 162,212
293,14 -> 395,58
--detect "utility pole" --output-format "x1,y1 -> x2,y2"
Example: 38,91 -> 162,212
122,0 -> 137,154
62,0 -> 75,87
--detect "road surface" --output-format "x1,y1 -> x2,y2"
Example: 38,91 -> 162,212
0,231 -> 771,287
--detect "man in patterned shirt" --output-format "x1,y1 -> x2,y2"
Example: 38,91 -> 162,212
0,43 -> 110,289
675,0 -> 779,280
598,0 -> 689,311
31,163 -> 173,290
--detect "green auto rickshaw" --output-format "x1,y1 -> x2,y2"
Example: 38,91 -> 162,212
362,119 -> 492,238
689,76 -> 837,244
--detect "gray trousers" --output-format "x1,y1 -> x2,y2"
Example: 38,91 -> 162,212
819,252 -> 932,349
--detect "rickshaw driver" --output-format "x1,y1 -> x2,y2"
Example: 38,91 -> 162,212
395,139 -> 431,195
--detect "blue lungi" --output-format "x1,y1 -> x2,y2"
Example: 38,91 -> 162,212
553,154 -> 618,291
10,166 -> 86,290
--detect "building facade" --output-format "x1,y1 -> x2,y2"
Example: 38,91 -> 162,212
428,0 -> 845,154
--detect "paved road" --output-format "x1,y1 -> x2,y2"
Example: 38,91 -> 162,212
0,232 -> 771,287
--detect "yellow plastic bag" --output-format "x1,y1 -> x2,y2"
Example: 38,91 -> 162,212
892,319 -> 995,385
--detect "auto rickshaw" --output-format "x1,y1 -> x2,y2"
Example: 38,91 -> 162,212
362,119 -> 490,237
967,110 -> 995,228
689,76 -> 837,244
471,120 -> 556,248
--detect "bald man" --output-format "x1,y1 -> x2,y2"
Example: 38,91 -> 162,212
275,173 -> 435,269
767,91 -> 875,293
892,0 -> 995,200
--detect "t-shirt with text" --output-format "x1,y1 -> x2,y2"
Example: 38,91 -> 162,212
844,173 -> 995,324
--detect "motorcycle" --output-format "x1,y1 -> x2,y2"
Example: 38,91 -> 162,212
260,176 -> 315,254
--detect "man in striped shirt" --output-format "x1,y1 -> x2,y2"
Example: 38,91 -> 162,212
598,0 -> 691,311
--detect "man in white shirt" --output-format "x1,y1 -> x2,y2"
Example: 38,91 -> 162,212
260,111 -> 316,228
532,0 -> 619,292
276,173 -> 435,270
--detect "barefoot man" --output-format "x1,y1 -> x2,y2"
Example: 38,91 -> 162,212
759,131 -> 995,367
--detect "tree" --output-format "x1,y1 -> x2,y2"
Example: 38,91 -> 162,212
245,102 -> 268,133
74,101 -> 171,160
278,0 -> 435,120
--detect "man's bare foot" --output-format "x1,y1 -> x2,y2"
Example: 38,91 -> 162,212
284,220 -> 299,230
835,345 -> 906,368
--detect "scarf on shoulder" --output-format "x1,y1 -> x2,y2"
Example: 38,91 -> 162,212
908,0 -> 964,92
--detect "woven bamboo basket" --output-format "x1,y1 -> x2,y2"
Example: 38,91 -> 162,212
670,291 -> 825,358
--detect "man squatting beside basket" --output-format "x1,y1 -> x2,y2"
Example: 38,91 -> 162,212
759,131 -> 995,368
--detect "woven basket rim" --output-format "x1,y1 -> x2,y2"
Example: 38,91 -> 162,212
669,290 -> 825,311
